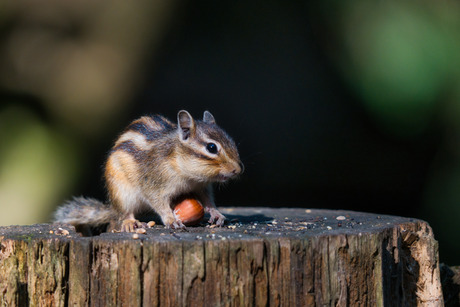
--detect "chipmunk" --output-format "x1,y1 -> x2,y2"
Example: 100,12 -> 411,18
54,110 -> 243,233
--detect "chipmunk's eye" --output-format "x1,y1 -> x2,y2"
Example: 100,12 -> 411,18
206,143 -> 218,154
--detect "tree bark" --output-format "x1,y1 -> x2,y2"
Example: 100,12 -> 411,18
0,208 -> 445,306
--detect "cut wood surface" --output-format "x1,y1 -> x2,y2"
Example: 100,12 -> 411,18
0,207 -> 446,306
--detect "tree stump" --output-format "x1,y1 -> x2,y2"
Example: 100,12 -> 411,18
0,208 -> 445,306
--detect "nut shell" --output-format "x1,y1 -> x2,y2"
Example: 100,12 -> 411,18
174,198 -> 204,226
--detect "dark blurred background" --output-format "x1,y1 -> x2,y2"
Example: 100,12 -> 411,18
1,0 -> 460,264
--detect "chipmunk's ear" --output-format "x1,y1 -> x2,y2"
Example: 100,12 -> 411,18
178,110 -> 195,140
203,111 -> 216,124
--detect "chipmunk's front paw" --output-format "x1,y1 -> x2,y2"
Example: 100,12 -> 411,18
164,216 -> 186,229
208,208 -> 226,226
166,220 -> 186,229
121,219 -> 143,232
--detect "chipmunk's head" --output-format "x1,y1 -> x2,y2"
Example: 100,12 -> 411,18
175,110 -> 243,182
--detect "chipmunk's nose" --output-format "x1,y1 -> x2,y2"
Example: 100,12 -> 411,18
232,162 -> 244,175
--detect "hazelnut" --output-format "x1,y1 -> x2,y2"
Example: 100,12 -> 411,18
174,198 -> 204,226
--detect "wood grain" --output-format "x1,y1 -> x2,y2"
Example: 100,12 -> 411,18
0,208 -> 448,306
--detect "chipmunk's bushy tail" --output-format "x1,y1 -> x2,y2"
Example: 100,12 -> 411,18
54,197 -> 117,227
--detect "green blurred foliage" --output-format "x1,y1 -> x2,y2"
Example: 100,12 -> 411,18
339,0 -> 460,137
0,105 -> 81,225
318,0 -> 460,263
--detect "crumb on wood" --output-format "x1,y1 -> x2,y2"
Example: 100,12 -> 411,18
55,228 -> 70,236
147,221 -> 156,228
